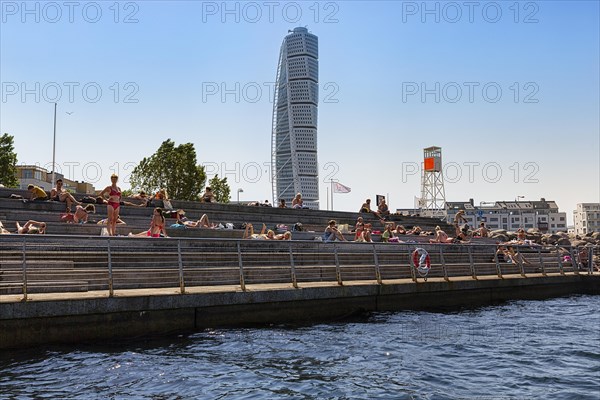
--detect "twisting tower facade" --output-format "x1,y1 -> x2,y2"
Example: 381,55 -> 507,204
271,27 -> 319,209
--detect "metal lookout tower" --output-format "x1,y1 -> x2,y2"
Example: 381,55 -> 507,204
419,146 -> 447,219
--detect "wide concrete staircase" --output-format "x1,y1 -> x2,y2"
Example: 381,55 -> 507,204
0,187 -> 457,240
4,187 -> 574,297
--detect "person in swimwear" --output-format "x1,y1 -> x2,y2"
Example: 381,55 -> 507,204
129,207 -> 169,238
429,226 -> 454,243
61,204 -> 96,224
50,179 -> 80,212
242,223 -> 291,240
0,221 -> 10,234
178,213 -> 215,228
99,174 -> 122,236
16,220 -> 46,234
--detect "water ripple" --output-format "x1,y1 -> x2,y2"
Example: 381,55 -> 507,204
1,295 -> 599,399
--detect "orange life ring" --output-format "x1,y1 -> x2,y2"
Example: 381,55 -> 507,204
412,248 -> 431,271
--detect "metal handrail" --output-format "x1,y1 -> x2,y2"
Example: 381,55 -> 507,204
21,238 -> 28,301
0,235 -> 596,301
107,238 -> 113,297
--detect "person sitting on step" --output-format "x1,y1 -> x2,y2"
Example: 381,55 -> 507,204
26,184 -> 48,202
129,207 -> 169,238
200,187 -> 216,203
324,220 -> 347,242
374,198 -> 390,222
353,216 -> 365,241
359,199 -> 371,213
50,179 -> 80,212
474,222 -> 489,237
292,193 -> 304,209
429,226 -> 454,243
354,223 -> 373,242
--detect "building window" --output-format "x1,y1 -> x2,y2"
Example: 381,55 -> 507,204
23,170 -> 33,179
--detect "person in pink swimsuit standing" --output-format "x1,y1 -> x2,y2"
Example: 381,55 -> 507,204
99,174 -> 122,236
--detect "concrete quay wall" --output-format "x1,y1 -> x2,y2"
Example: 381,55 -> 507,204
1,274 -> 598,349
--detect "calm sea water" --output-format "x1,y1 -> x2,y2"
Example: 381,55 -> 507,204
1,295 -> 599,400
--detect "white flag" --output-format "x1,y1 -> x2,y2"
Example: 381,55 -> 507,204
333,182 -> 351,193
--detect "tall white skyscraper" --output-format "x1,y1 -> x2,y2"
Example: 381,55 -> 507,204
271,27 -> 319,209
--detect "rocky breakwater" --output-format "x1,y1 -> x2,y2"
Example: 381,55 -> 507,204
489,229 -> 600,267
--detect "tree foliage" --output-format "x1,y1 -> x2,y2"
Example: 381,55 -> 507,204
209,175 -> 231,203
129,139 -> 206,201
0,133 -> 19,188
121,189 -> 134,198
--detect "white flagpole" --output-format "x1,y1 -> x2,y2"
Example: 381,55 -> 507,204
331,181 -> 334,210
326,186 -> 330,210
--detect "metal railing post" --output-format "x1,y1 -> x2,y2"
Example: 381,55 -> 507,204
588,247 -> 594,275
178,240 -> 185,294
408,248 -> 417,282
237,241 -> 246,291
21,238 -> 28,301
288,242 -> 298,288
372,244 -> 382,284
537,248 -> 546,276
494,249 -> 503,279
468,246 -> 477,280
570,246 -> 580,275
333,244 -> 342,285
440,246 -> 448,281
557,248 -> 565,275
517,246 -> 526,277
107,238 -> 114,297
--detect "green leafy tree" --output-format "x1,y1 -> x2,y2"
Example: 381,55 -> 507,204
209,174 -> 231,203
0,133 -> 19,188
121,189 -> 134,198
129,139 -> 206,201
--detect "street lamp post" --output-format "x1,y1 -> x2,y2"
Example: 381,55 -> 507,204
515,196 -> 525,228
237,188 -> 244,203
51,103 -> 57,187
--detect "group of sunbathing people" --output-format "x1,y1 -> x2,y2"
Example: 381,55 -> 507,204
6,185 -> 597,271
359,198 -> 391,223
3,176 -> 219,237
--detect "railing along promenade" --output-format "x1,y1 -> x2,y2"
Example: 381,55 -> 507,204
0,235 -> 596,301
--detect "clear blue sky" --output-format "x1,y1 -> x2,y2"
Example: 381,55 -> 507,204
1,1 -> 598,223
